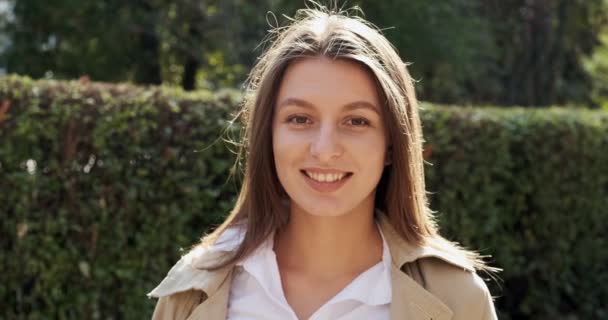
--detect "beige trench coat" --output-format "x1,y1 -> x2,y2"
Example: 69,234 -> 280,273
148,215 -> 498,320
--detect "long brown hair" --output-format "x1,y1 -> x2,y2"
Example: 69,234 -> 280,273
197,3 -> 496,273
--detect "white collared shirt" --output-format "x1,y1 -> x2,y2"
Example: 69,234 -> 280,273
213,224 -> 392,320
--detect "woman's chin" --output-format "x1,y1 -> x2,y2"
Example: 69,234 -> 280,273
292,201 -> 354,218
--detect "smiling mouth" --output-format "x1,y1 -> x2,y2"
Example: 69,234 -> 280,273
300,170 -> 353,183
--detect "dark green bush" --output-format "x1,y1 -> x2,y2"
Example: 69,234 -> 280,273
1,75 -> 606,319
0,75 -> 240,319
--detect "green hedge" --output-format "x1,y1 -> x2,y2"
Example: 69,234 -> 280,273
423,106 -> 608,319
1,75 -> 607,319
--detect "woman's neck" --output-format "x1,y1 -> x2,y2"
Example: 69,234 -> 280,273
273,204 -> 383,280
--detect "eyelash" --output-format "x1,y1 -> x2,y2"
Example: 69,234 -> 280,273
285,115 -> 371,127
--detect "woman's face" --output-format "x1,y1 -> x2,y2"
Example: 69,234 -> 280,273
272,56 -> 388,217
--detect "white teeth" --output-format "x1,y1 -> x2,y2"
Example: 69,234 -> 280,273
305,171 -> 347,182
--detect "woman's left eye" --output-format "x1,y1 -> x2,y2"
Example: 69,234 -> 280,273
346,117 -> 370,127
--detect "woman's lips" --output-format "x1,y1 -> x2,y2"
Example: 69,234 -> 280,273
300,170 -> 353,193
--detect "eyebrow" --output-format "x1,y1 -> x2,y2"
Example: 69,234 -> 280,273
277,97 -> 381,115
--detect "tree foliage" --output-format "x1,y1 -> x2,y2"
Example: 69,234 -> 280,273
0,0 -> 274,88
480,0 -> 608,106
0,0 -> 607,106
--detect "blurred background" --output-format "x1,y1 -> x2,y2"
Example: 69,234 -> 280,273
0,0 -> 607,108
1,1 -> 607,319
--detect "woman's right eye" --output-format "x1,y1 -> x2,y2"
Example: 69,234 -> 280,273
287,115 -> 311,125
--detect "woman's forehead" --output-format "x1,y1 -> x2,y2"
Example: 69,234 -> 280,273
275,57 -> 381,111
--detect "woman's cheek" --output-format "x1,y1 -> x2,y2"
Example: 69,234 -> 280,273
276,127 -> 302,150
346,131 -> 386,151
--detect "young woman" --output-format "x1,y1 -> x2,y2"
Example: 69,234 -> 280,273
149,5 -> 499,320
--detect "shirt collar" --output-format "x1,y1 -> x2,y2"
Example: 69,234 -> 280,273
238,224 -> 393,307
327,224 -> 392,305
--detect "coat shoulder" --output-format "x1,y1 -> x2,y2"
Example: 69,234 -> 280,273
147,245 -> 236,316
151,289 -> 205,320
417,257 -> 498,320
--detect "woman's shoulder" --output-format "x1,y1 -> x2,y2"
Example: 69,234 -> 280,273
149,289 -> 204,320
147,225 -> 244,299
394,243 -> 497,319
378,215 -> 497,319
414,257 -> 497,319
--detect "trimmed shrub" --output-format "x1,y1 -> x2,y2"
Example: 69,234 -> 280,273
1,75 -> 607,319
1,75 -> 239,319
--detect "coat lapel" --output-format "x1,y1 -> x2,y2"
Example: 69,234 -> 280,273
378,212 -> 464,320
186,268 -> 234,320
390,263 -> 453,320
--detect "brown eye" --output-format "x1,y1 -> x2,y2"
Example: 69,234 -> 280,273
347,117 -> 370,126
287,115 -> 311,125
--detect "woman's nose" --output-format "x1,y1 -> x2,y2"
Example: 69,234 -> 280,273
310,123 -> 343,162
